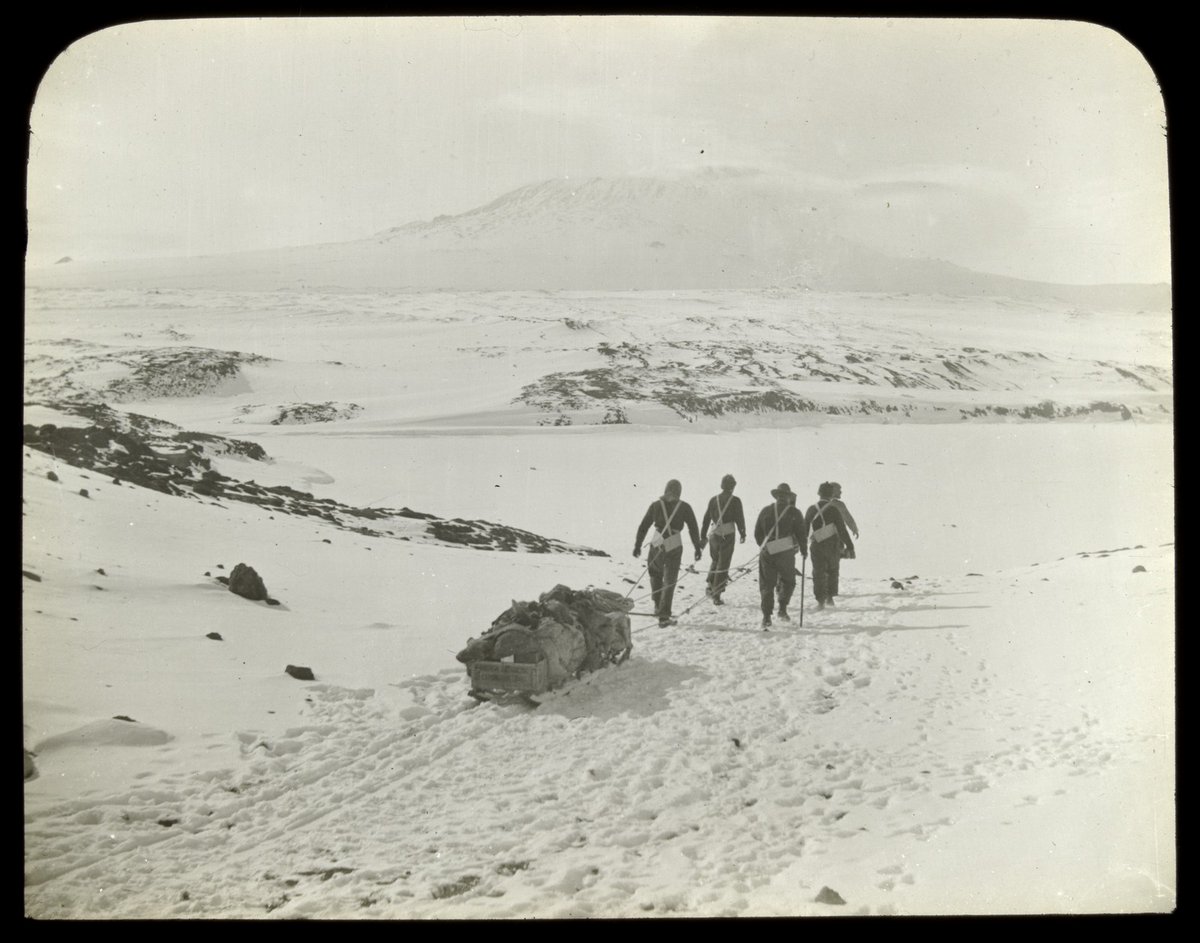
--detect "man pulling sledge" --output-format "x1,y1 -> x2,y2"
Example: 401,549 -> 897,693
754,483 -> 808,629
633,479 -> 703,627
805,482 -> 856,610
700,473 -> 746,606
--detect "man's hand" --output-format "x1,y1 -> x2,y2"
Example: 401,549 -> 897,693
740,535 -> 746,543
633,546 -> 641,559
694,548 -> 703,562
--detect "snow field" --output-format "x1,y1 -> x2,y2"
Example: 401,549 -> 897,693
23,285 -> 1174,916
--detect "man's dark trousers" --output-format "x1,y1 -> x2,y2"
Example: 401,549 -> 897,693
649,544 -> 684,619
759,548 -> 798,617
707,534 -> 736,598
811,538 -> 842,603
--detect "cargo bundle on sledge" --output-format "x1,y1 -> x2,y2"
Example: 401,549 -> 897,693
456,584 -> 634,702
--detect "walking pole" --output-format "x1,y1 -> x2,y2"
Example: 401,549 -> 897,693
799,554 -> 806,627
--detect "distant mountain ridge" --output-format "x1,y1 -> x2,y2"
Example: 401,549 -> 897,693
27,168 -> 1171,308
371,170 -> 1168,308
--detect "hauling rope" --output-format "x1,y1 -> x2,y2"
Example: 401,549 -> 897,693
457,477 -> 859,702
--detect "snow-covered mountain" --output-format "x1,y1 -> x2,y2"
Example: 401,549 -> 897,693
26,168 -> 1171,308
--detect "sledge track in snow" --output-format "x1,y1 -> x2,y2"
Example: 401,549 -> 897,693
24,545 -> 1170,918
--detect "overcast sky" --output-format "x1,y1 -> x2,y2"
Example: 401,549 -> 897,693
26,16 -> 1170,285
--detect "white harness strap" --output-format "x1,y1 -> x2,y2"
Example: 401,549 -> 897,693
763,503 -> 796,554
810,501 -> 839,543
712,494 -> 736,537
650,499 -> 684,552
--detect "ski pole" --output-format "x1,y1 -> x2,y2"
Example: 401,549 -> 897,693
799,554 -> 806,627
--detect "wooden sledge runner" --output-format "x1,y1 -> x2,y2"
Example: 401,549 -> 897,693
467,655 -> 552,706
460,584 -> 635,706
466,646 -> 632,707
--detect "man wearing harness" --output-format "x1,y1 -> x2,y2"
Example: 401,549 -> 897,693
829,482 -> 859,539
753,483 -> 808,630
804,482 -> 856,611
633,479 -> 702,627
700,473 -> 746,606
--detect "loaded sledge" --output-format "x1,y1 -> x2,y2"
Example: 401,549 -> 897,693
456,584 -> 634,704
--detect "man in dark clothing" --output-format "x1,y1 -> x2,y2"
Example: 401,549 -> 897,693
700,473 -> 746,606
633,479 -> 703,627
753,483 -> 808,629
829,482 -> 859,543
804,482 -> 856,611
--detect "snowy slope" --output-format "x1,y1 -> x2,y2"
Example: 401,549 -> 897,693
22,447 -> 1174,917
23,267 -> 1174,915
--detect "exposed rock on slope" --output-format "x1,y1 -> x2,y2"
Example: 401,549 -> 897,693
227,563 -> 270,602
24,341 -> 266,405
515,335 -> 1169,425
23,403 -> 606,557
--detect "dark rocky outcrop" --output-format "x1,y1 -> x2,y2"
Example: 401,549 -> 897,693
228,564 -> 269,602
24,402 -> 606,557
520,336 -> 1168,426
269,402 -> 363,425
285,665 -> 315,681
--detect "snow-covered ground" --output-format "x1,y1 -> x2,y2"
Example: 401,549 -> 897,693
23,286 -> 1174,917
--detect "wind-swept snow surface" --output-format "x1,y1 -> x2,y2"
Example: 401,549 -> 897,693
23,287 -> 1174,917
